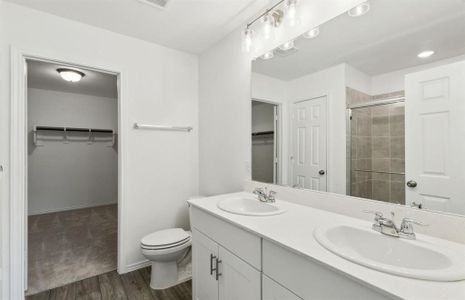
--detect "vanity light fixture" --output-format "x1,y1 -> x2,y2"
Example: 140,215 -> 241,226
279,40 -> 295,51
56,68 -> 85,82
417,50 -> 435,58
348,1 -> 370,17
261,51 -> 274,60
262,13 -> 274,40
284,0 -> 299,27
303,27 -> 320,39
242,27 -> 254,53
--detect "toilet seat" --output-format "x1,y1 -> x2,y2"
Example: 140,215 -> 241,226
141,228 -> 191,250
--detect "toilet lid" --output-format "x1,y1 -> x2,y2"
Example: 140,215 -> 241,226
141,228 -> 190,247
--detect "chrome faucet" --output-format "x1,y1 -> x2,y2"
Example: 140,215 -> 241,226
365,211 -> 427,240
253,187 -> 276,203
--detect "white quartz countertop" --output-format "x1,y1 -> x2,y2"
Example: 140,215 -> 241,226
188,192 -> 465,300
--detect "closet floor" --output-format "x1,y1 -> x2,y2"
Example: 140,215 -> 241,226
27,204 -> 117,296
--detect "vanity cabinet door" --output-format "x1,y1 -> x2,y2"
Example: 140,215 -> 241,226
218,246 -> 261,300
263,275 -> 302,300
192,229 -> 219,300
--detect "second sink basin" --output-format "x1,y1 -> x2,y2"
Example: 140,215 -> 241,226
217,196 -> 286,216
314,225 -> 465,281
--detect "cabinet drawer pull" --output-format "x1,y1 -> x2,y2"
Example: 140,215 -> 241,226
210,254 -> 217,275
215,258 -> 222,280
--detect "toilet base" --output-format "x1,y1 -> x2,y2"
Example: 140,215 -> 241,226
149,255 -> 192,290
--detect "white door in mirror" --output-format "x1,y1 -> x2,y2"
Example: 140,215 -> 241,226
217,197 -> 286,216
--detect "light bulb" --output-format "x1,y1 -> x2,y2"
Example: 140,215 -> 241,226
242,27 -> 253,53
57,68 -> 85,82
303,27 -> 320,39
279,40 -> 294,51
262,13 -> 274,40
348,1 -> 370,17
417,50 -> 435,58
285,0 -> 299,27
261,51 -> 274,60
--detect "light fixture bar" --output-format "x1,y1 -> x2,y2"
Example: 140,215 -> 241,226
246,0 -> 285,28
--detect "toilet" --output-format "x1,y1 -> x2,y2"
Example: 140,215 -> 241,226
140,228 -> 192,290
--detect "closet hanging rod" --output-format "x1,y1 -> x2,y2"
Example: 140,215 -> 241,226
34,126 -> 115,134
134,123 -> 193,132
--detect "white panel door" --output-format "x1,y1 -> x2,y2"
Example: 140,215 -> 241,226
192,229 -> 219,300
218,246 -> 261,300
405,60 -> 465,214
291,96 -> 327,191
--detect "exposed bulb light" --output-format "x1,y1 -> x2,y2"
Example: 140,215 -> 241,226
303,27 -> 320,39
57,68 -> 85,82
242,27 -> 254,53
417,50 -> 435,58
261,51 -> 274,60
348,1 -> 370,17
262,13 -> 274,40
279,40 -> 295,51
285,0 -> 299,27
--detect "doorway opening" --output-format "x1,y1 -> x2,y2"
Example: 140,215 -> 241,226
25,59 -> 119,296
251,100 -> 280,184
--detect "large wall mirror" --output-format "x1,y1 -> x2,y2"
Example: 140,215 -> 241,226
251,0 -> 465,216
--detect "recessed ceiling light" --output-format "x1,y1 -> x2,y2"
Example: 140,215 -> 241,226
303,27 -> 320,39
57,68 -> 85,82
348,1 -> 370,17
279,40 -> 295,51
261,51 -> 274,60
417,50 -> 435,58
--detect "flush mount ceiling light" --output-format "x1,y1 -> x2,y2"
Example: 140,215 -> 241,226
261,51 -> 274,60
417,50 -> 435,58
303,27 -> 320,39
348,1 -> 370,17
279,40 -> 295,51
57,68 -> 85,82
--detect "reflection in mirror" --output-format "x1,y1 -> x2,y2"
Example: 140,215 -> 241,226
251,0 -> 465,216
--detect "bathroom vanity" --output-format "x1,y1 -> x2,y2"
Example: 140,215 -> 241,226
189,192 -> 465,300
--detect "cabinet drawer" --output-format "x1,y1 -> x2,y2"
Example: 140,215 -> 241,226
262,239 -> 395,300
190,206 -> 261,270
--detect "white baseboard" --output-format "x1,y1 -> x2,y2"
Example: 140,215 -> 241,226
125,259 -> 152,273
28,201 -> 117,216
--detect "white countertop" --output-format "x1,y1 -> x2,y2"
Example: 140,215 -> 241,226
188,192 -> 465,300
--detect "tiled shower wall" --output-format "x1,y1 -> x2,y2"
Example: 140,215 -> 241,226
347,87 -> 406,205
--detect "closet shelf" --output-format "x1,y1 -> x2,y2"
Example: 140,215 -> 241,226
33,125 -> 117,146
252,131 -> 274,137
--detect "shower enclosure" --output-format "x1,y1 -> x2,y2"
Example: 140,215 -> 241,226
347,97 -> 406,204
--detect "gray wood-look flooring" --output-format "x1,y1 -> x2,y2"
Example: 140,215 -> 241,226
26,267 -> 192,300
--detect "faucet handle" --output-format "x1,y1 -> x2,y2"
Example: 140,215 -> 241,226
253,187 -> 264,194
363,210 -> 383,220
401,218 -> 428,227
268,190 -> 276,201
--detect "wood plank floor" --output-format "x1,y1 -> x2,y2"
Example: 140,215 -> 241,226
26,267 -> 192,300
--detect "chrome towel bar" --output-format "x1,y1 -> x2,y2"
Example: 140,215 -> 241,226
134,123 -> 193,132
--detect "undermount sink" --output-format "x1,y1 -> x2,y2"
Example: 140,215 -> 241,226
314,225 -> 465,281
217,196 -> 286,216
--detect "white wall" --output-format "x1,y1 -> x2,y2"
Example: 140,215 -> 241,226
27,88 -> 118,215
0,2 -> 198,292
199,0 -> 364,196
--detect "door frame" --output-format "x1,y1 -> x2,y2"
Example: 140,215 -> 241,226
251,98 -> 282,185
290,95 -> 329,191
7,46 -> 128,299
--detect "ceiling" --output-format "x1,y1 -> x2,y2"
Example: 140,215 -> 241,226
27,60 -> 118,98
252,0 -> 465,80
6,0 -> 271,54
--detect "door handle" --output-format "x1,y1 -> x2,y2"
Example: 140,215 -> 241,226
210,254 -> 217,275
406,180 -> 417,188
319,170 -> 325,175
215,258 -> 222,281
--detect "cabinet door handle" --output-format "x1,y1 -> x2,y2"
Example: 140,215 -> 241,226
210,254 -> 217,275
215,258 -> 222,280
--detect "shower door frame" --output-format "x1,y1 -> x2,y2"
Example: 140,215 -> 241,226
7,46 -> 128,299
346,97 -> 405,197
